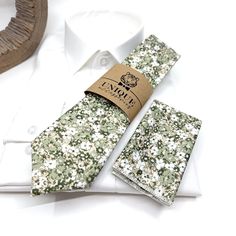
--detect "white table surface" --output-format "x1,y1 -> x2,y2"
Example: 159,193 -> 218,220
0,0 -> 235,235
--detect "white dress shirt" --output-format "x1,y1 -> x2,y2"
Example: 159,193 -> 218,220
0,11 -> 201,196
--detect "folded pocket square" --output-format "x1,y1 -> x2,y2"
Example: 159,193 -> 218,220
113,100 -> 202,206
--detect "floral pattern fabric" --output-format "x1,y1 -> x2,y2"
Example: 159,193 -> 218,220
31,35 -> 180,196
113,100 -> 202,206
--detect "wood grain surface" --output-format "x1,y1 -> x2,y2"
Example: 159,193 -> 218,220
0,0 -> 48,74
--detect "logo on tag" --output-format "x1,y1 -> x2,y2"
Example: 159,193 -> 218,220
118,72 -> 139,91
85,64 -> 152,121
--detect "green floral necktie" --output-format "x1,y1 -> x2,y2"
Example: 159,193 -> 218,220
31,35 -> 180,195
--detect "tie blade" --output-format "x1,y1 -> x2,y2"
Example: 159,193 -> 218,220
31,94 -> 129,196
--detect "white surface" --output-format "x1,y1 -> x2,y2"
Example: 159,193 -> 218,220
0,0 -> 235,235
0,10 -> 200,196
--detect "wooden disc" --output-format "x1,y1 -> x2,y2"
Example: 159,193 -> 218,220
0,0 -> 48,74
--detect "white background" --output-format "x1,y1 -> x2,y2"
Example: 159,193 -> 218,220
0,0 -> 235,235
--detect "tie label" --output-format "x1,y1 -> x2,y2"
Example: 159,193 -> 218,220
85,64 -> 153,121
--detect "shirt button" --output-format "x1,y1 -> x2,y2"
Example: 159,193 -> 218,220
25,145 -> 32,155
92,51 -> 117,70
100,57 -> 109,67
28,125 -> 37,135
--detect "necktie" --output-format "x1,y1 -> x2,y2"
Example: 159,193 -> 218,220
31,35 -> 180,195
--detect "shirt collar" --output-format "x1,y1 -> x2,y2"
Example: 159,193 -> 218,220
64,11 -> 144,74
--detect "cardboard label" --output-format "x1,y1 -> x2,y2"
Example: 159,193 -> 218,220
85,64 -> 153,121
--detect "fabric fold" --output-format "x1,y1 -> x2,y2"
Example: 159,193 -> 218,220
113,100 -> 202,206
